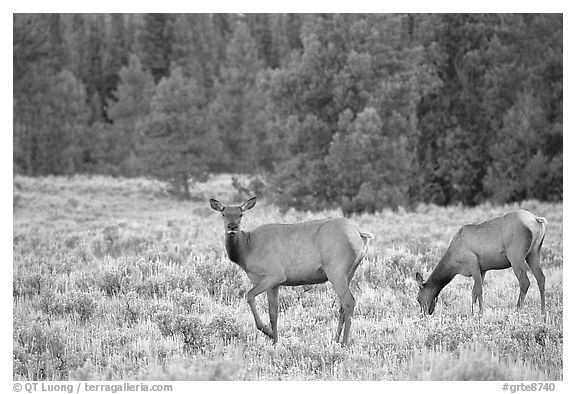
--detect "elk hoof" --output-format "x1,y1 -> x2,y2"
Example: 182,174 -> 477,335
260,325 -> 274,338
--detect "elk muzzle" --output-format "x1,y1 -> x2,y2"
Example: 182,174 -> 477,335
227,224 -> 239,234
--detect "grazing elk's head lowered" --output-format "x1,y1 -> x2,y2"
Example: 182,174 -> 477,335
415,210 -> 547,316
415,272 -> 437,315
209,196 -> 373,345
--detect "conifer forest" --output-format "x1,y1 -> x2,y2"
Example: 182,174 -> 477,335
13,14 -> 562,213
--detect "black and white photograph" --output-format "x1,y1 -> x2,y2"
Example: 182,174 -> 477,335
12,10 -> 564,386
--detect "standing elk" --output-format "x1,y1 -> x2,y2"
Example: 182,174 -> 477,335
209,196 -> 373,345
415,210 -> 547,315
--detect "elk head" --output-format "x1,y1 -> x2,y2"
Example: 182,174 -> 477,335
210,197 -> 257,235
415,272 -> 437,315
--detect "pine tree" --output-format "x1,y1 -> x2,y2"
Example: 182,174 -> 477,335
266,14 -> 437,213
246,14 -> 278,68
66,14 -> 88,85
211,14 -> 233,70
37,71 -> 90,174
325,107 -> 413,215
209,21 -> 265,172
415,13 -> 562,205
14,14 -> 54,174
107,54 -> 155,176
170,14 -> 217,101
100,14 -> 130,114
137,14 -> 174,83
14,15 -> 89,175
84,16 -> 106,100
484,92 -> 558,202
414,14 -> 503,205
139,67 -> 221,198
285,14 -> 303,51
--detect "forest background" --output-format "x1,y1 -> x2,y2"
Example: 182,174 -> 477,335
13,14 -> 562,213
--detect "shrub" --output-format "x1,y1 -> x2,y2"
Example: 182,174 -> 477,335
91,226 -> 152,258
99,270 -> 124,297
130,356 -> 240,380
69,358 -> 99,381
195,261 -> 246,304
13,345 -> 30,379
135,276 -> 174,298
154,313 -> 207,351
13,192 -> 25,209
67,197 -> 80,209
406,237 -> 433,256
113,236 -> 152,256
34,290 -> 59,315
34,290 -> 97,322
74,273 -> 100,292
13,273 -> 48,298
271,339 -> 347,377
359,256 -> 388,289
16,322 -> 64,357
232,174 -> 269,201
170,290 -> 207,314
14,322 -> 68,379
424,325 -> 474,352
405,346 -> 546,380
64,235 -> 81,249
60,291 -> 97,322
208,314 -> 242,342
123,291 -> 142,325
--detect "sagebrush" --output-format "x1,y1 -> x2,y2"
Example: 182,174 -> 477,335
13,175 -> 563,380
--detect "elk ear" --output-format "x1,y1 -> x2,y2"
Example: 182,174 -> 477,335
209,198 -> 224,212
240,196 -> 257,212
415,272 -> 425,288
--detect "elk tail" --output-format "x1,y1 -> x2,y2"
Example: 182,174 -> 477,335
360,231 -> 374,241
350,231 -> 373,281
535,216 -> 547,225
359,231 -> 374,256
533,216 -> 547,252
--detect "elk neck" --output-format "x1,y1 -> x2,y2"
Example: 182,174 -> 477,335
225,230 -> 250,267
426,251 -> 457,297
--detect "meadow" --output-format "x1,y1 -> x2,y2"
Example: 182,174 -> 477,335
12,174 -> 563,380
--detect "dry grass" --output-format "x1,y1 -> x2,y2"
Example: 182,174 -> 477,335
13,175 -> 563,380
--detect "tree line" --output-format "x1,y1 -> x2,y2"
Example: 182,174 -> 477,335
13,14 -> 562,213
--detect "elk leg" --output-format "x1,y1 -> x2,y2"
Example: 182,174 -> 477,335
336,269 -> 360,343
267,287 -> 280,344
340,292 -> 355,346
471,269 -> 484,315
479,271 -> 486,311
327,272 -> 356,346
510,258 -> 530,311
247,276 -> 285,340
335,304 -> 345,343
527,251 -> 546,314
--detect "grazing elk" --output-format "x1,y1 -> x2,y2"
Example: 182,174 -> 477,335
415,210 -> 547,315
209,197 -> 373,345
